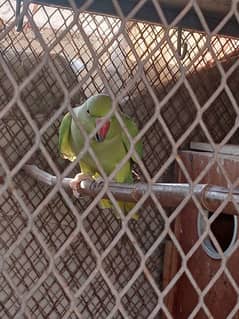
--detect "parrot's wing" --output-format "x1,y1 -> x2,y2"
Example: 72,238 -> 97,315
58,112 -> 76,162
121,113 -> 143,162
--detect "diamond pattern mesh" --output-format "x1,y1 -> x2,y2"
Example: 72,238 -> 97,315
1,0 -> 239,318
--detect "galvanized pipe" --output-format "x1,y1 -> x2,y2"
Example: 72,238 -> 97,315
21,165 -> 239,215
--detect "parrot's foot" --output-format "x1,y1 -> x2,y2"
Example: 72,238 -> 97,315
132,169 -> 141,181
94,176 -> 104,187
69,173 -> 94,198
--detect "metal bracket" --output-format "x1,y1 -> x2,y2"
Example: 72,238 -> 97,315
16,0 -> 24,31
177,26 -> 188,60
16,0 -> 31,32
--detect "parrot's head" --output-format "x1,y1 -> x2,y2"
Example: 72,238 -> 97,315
86,94 -> 113,143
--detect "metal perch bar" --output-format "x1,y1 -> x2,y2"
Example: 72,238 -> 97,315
10,165 -> 239,216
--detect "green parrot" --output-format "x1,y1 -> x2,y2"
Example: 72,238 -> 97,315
58,94 -> 143,219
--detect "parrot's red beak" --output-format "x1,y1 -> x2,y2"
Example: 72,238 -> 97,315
95,118 -> 110,142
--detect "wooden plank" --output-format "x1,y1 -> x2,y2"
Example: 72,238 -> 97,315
190,142 -> 239,156
174,151 -> 239,319
162,240 -> 179,318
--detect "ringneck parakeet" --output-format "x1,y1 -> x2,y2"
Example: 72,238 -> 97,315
58,94 -> 143,219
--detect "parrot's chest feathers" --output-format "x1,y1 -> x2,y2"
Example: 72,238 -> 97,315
82,135 -> 126,173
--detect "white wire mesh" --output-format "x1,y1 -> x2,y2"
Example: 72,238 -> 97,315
1,0 -> 239,318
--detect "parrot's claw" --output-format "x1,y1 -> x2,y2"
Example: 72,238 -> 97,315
72,189 -> 81,199
69,173 -> 94,198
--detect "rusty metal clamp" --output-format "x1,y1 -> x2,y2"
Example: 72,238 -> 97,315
200,184 -> 212,212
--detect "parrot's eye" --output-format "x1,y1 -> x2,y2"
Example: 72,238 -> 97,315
87,109 -> 90,114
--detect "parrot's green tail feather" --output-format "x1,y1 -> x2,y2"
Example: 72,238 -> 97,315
99,199 -> 139,220
122,202 -> 139,220
99,198 -> 112,209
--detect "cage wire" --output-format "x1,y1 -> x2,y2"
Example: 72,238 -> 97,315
1,0 -> 239,318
